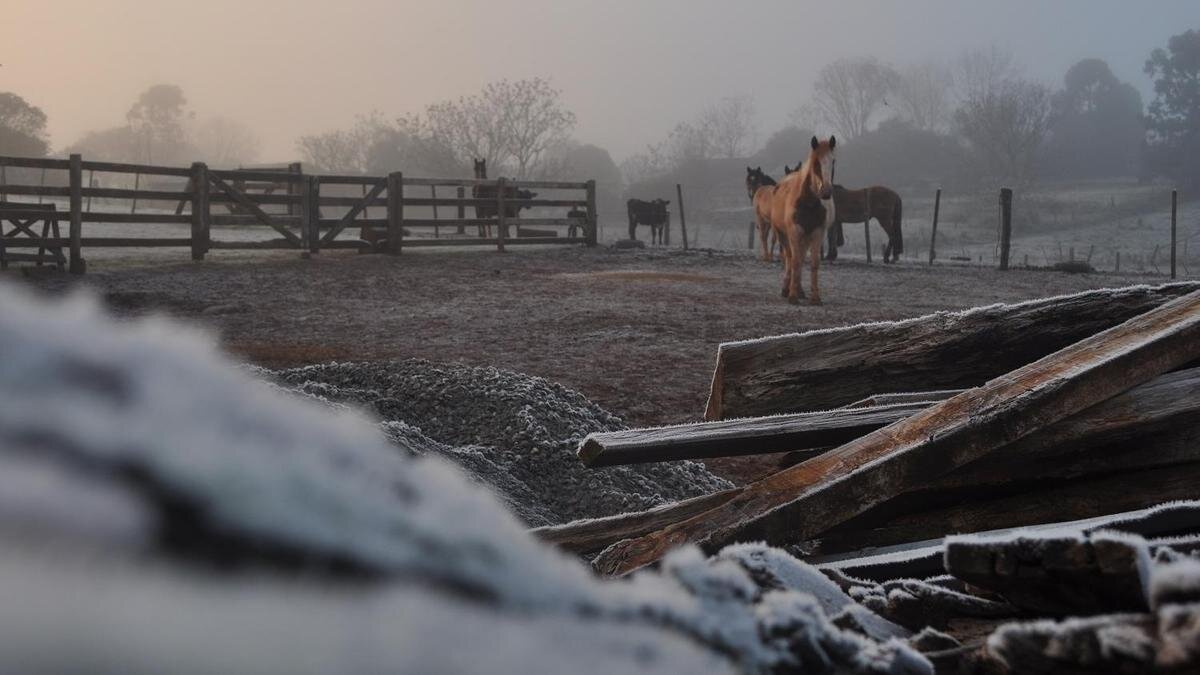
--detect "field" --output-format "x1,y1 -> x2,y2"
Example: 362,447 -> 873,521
20,244 -> 1179,479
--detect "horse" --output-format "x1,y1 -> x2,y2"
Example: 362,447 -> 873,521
626,198 -> 670,244
471,159 -> 537,238
823,185 -> 904,263
745,167 -> 782,262
769,135 -> 837,305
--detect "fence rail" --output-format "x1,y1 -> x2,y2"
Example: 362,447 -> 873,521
0,154 -> 598,274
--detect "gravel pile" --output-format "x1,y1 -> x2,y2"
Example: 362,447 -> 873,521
266,360 -> 733,526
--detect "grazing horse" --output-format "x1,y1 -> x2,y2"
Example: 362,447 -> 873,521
471,159 -> 537,238
770,135 -> 837,305
745,167 -> 783,262
626,198 -> 670,244
824,185 -> 904,263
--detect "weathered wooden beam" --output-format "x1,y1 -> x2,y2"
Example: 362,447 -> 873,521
593,289 -> 1200,575
705,283 -> 1200,420
207,173 -> 301,245
530,489 -> 739,555
578,402 -> 929,468
842,389 -> 965,409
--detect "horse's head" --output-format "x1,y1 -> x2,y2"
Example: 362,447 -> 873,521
746,166 -> 778,200
473,159 -> 487,179
807,135 -> 837,200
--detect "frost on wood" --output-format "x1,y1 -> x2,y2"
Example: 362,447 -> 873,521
0,283 -> 930,674
944,530 -> 1153,615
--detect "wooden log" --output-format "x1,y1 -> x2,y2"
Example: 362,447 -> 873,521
592,289 -> 1200,575
578,402 -> 929,468
68,154 -> 83,274
806,368 -> 1200,556
705,282 -> 1200,420
530,489 -> 740,555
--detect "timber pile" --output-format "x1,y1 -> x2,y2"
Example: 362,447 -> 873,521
533,282 -> 1200,672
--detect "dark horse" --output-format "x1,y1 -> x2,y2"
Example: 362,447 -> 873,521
626,198 -> 670,244
823,185 -> 904,263
471,159 -> 537,238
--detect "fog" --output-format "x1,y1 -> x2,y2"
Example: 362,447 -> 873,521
3,0 -> 1194,162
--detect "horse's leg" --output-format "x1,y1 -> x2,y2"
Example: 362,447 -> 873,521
824,222 -> 840,261
808,230 -> 824,306
787,229 -> 807,304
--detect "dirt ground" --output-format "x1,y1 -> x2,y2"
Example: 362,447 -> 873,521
13,245 -> 1159,479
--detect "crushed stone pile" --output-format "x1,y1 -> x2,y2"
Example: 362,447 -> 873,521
0,283 -> 931,674
264,360 -> 733,526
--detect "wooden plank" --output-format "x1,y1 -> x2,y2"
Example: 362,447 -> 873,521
0,156 -> 71,170
210,215 -> 303,226
321,180 -> 386,244
65,212 -> 194,225
400,176 -> 587,190
208,168 -> 302,183
578,402 -> 929,468
386,172 -> 403,255
190,163 -> 208,261
0,237 -> 192,248
0,185 -> 71,198
531,489 -> 740,555
400,236 -> 586,247
77,159 -> 191,177
592,288 -> 1200,575
842,389 -> 965,409
207,173 -> 301,245
705,282 -> 1200,420
398,218 -> 577,228
207,239 -> 310,250
68,154 -> 83,274
585,179 -> 598,247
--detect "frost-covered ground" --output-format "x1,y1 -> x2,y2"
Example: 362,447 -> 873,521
0,281 -> 936,674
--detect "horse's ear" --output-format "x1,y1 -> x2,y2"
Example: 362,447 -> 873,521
829,136 -> 836,150
747,165 -> 753,173
811,135 -> 819,150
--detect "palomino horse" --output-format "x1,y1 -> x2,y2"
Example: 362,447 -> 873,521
471,159 -> 537,238
745,167 -> 782,262
770,135 -> 836,305
823,185 -> 904,263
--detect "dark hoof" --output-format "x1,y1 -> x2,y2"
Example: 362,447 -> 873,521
809,297 -> 823,306
788,295 -> 801,305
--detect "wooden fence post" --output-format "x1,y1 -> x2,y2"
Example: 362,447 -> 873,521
585,179 -> 598,247
301,175 -> 320,255
1171,189 -> 1178,279
495,177 -> 508,252
430,184 -> 440,238
676,183 -> 689,251
0,164 -> 7,201
68,154 -> 84,274
286,162 -> 302,217
998,187 -> 1013,271
929,188 -> 941,266
456,186 -> 466,235
386,172 -> 404,255
864,221 -> 873,263
190,162 -> 209,261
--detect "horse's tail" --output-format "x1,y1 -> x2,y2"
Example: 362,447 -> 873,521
892,196 -> 904,255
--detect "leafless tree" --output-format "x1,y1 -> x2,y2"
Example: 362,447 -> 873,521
955,46 -> 1020,106
698,95 -> 757,158
192,116 -> 262,168
126,84 -> 192,164
811,57 -> 898,139
956,77 -> 1052,185
401,78 -> 576,178
296,114 -> 390,173
892,62 -> 954,132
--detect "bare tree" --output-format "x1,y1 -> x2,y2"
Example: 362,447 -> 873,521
955,46 -> 1019,106
956,77 -> 1052,185
892,62 -> 954,132
192,116 -> 262,168
296,114 -> 390,174
811,57 -> 898,139
402,78 -> 576,178
698,95 -> 757,158
126,84 -> 192,164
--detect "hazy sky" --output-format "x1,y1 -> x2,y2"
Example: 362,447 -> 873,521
3,0 -> 1195,163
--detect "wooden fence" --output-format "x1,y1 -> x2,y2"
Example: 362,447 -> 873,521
0,154 -> 598,274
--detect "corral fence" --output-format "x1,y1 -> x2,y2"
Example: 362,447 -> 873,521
0,154 -> 598,274
736,184 -> 1194,278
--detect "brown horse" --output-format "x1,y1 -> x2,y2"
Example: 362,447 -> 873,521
770,136 -> 836,305
824,185 -> 904,263
745,167 -> 782,262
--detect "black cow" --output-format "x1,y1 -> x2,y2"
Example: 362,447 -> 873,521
626,198 -> 670,244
